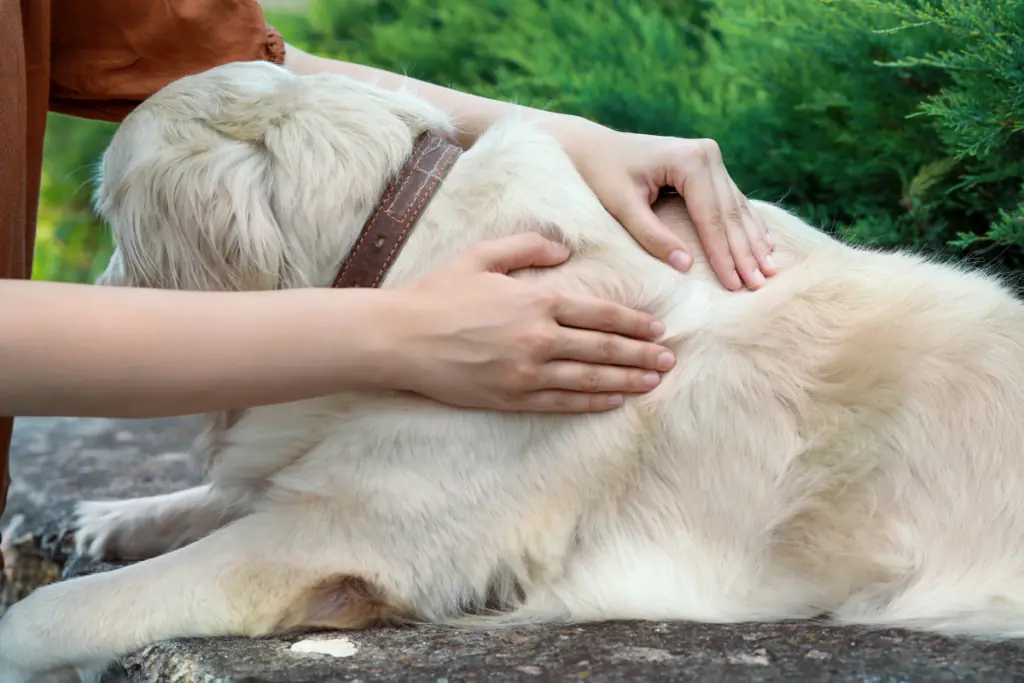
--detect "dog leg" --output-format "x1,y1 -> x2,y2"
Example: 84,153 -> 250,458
74,484 -> 246,561
0,511 -> 396,681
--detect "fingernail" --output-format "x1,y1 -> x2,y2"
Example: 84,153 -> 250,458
751,270 -> 766,288
650,320 -> 666,337
554,243 -> 570,257
608,394 -> 624,406
643,372 -> 661,388
765,231 -> 774,247
669,250 -> 691,272
657,351 -> 675,370
765,254 -> 777,270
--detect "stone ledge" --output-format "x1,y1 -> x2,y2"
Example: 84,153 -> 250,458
120,621 -> 1024,683
1,416 -> 204,609
4,416 -> 1024,682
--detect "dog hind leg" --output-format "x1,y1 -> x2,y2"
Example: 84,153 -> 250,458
0,511 -> 399,681
832,568 -> 1024,640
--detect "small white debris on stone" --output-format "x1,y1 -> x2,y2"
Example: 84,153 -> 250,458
728,648 -> 771,666
615,646 -> 676,662
515,665 -> 544,676
289,636 -> 359,658
805,649 -> 831,660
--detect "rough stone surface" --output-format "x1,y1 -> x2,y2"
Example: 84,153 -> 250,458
1,416 -> 203,608
122,622 -> 1024,683
4,416 -> 1024,682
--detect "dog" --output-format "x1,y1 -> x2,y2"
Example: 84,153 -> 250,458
2,59 -> 1024,682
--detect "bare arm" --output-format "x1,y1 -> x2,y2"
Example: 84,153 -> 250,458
0,236 -> 671,419
283,45 -> 777,291
0,280 -> 395,418
282,44 -> 593,151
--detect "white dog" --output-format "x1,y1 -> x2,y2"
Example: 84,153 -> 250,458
3,60 -> 1024,682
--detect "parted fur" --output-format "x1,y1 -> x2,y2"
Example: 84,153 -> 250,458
3,60 -> 1024,682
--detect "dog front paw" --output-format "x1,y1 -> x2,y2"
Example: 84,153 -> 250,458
76,661 -> 125,683
0,658 -> 33,683
0,666 -> 108,683
0,659 -> 84,683
73,500 -> 135,561
0,630 -> 119,683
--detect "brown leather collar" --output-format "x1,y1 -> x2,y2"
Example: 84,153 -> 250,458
331,131 -> 463,289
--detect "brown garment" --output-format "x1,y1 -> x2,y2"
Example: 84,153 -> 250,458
0,0 -> 286,568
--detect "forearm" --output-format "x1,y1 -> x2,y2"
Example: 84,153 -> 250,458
282,44 -> 604,151
0,280 -> 402,419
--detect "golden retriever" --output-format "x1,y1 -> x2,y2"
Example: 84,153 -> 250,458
3,60 -> 1024,683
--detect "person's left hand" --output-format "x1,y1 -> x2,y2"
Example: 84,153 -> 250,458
553,118 -> 778,291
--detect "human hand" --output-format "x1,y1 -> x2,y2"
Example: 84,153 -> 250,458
386,233 -> 676,412
555,118 -> 778,291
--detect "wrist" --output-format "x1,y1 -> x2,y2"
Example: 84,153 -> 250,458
537,113 -> 610,167
267,286 -> 414,397
348,288 -> 424,395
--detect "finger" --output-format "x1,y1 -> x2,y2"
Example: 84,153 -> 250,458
731,185 -> 778,277
552,292 -> 668,341
514,390 -> 626,413
613,192 -> 693,272
548,327 -> 676,372
538,360 -> 663,394
738,186 -> 774,252
676,149 -> 743,291
714,171 -> 764,290
462,232 -> 570,274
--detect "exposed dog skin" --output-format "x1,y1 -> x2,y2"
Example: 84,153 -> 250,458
3,60 -> 1024,682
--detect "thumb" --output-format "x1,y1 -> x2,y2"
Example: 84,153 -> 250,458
463,232 -> 571,274
614,194 -> 693,272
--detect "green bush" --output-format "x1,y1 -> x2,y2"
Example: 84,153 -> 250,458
34,0 -> 1023,283
693,0 -> 1024,270
33,113 -> 117,282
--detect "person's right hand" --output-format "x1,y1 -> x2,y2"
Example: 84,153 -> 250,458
385,233 -> 676,413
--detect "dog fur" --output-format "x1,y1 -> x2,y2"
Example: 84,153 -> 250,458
3,60 -> 1024,681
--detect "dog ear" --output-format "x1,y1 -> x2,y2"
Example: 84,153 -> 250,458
94,130 -> 301,292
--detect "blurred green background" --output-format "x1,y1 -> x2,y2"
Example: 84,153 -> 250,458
34,0 -> 1024,284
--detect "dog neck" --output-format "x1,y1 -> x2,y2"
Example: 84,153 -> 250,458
331,131 -> 464,289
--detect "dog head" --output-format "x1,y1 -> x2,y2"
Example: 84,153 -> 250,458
93,60 -> 454,291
